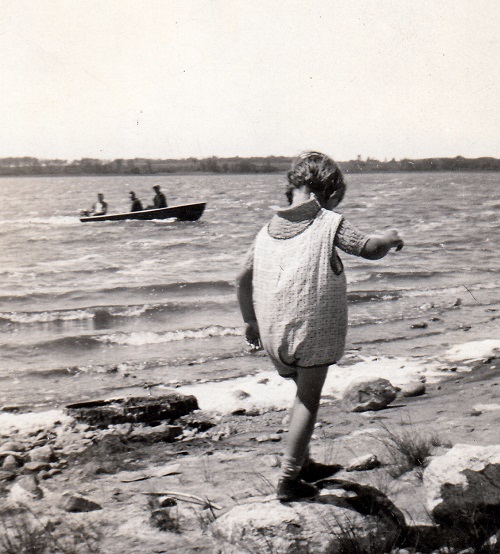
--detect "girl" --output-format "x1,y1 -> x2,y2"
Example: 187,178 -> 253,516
236,151 -> 403,501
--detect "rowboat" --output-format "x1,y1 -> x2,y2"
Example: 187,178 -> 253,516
80,202 -> 206,222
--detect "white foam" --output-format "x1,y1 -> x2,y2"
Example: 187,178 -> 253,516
2,309 -> 95,324
177,355 -> 442,415
445,340 -> 500,362
473,403 -> 500,412
98,326 -> 242,346
0,409 -> 72,436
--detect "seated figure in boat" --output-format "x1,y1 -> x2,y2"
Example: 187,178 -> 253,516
129,191 -> 144,212
81,193 -> 108,216
151,185 -> 167,208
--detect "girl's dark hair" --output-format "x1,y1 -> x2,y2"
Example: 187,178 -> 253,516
286,151 -> 346,206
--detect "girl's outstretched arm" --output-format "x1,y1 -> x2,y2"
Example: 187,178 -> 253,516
361,229 -> 404,260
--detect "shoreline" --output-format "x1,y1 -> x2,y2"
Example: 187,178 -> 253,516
2,335 -> 499,436
0,337 -> 498,552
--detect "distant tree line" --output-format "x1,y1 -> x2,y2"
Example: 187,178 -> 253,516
0,155 -> 498,176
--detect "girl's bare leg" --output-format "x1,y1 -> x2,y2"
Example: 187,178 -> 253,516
281,365 -> 328,480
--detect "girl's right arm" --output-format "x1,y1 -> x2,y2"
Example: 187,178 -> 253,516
235,266 -> 261,350
361,229 -> 404,260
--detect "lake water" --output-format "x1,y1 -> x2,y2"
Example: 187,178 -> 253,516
0,172 -> 499,409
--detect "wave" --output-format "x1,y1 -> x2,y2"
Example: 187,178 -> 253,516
0,297 -> 233,325
359,270 -> 443,282
97,325 -> 242,346
0,305 -> 150,325
0,279 -> 235,306
16,325 -> 243,353
347,290 -> 401,303
0,216 -> 80,227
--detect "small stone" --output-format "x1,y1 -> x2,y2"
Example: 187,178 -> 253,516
128,424 -> 183,443
346,453 -> 381,472
2,455 -> 20,470
58,492 -> 102,512
0,441 -> 25,453
29,445 -> 55,463
400,382 -> 426,398
24,461 -> 51,472
255,434 -> 282,443
411,322 -> 428,329
262,455 -> 281,468
233,390 -> 251,400
9,475 -> 44,501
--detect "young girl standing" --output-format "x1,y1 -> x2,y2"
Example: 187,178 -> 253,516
236,151 -> 403,501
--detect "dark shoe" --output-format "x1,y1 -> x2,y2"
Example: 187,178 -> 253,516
277,478 -> 319,502
298,460 -> 343,483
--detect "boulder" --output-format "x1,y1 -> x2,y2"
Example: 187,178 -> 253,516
210,479 -> 406,553
342,377 -> 398,412
65,392 -> 199,427
424,443 -> 500,527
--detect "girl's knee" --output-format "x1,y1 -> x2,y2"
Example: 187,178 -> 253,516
295,365 -> 329,408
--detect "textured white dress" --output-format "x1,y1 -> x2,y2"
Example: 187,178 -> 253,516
253,201 -> 348,374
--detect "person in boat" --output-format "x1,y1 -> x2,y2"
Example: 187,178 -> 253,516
129,191 -> 144,212
81,193 -> 108,216
151,185 -> 167,208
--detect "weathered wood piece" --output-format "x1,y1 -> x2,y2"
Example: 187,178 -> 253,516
65,393 -> 199,427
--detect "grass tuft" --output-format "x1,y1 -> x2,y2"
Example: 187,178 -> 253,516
0,507 -> 100,554
147,496 -> 181,533
378,419 -> 449,478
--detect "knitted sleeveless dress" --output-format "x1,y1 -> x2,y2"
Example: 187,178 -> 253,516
253,206 -> 347,373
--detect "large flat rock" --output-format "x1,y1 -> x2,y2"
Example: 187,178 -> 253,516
65,392 -> 199,427
211,479 -> 407,553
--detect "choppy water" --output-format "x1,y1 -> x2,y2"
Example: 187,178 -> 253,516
0,172 -> 498,390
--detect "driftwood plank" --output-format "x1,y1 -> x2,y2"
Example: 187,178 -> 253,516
66,393 -> 199,427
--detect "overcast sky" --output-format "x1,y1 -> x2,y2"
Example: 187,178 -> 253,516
0,0 -> 498,161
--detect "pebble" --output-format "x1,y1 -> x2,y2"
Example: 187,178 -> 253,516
255,433 -> 282,443
58,492 -> 102,512
0,441 -> 25,453
29,445 -> 55,463
262,454 -> 281,468
346,453 -> 380,472
2,454 -> 20,470
401,382 -> 426,398
24,461 -> 51,472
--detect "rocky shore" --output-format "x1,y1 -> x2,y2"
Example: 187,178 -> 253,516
0,346 -> 499,553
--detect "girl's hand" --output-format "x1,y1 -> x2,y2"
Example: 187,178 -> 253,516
245,320 -> 262,351
386,229 -> 404,251
362,229 -> 404,260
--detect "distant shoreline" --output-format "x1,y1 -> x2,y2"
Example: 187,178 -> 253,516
0,155 -> 499,177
